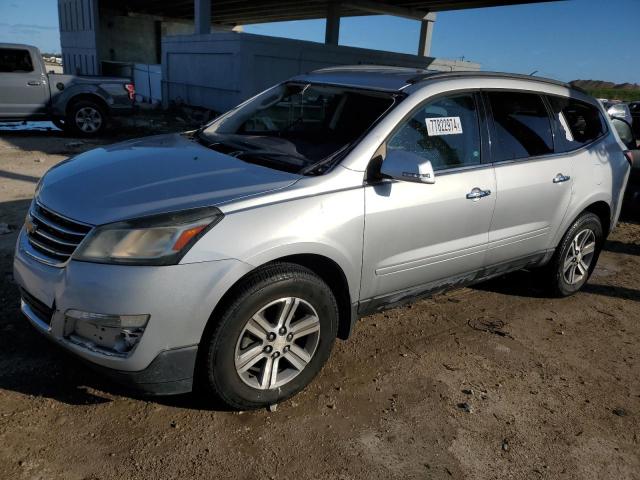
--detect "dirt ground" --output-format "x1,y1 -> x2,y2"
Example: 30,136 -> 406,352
0,124 -> 638,480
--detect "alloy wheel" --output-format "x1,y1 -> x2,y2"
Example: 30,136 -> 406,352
75,106 -> 103,133
562,228 -> 596,285
234,297 -> 321,390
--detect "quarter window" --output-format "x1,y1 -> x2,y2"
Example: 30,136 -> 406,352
387,93 -> 481,171
547,96 -> 606,151
0,48 -> 34,73
487,92 -> 553,161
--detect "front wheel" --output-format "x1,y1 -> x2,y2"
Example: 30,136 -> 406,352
547,212 -> 603,297
200,263 -> 338,409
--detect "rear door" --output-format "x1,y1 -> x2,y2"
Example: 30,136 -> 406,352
0,47 -> 49,118
484,90 -> 573,266
361,92 -> 496,304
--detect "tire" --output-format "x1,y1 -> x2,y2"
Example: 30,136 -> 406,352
546,212 -> 603,297
51,117 -> 67,132
201,262 -> 338,410
66,99 -> 107,136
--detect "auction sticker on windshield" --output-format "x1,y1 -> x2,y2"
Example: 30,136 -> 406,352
426,116 -> 463,136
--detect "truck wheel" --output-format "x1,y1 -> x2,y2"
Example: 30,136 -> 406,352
200,263 -> 338,410
51,118 -> 67,132
546,212 -> 603,297
67,100 -> 107,136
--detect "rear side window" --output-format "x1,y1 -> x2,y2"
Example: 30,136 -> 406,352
487,91 -> 553,161
387,93 -> 481,171
547,96 -> 606,151
0,48 -> 34,73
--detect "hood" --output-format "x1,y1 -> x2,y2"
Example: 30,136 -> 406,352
37,133 -> 301,225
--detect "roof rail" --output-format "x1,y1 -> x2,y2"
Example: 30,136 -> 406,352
406,71 -> 587,94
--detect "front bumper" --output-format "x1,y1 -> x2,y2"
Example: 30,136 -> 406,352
14,228 -> 253,394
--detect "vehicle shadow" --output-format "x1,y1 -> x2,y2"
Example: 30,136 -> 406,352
473,268 -> 640,302
0,250 -> 229,411
603,239 -> 640,256
471,270 -> 549,299
0,197 -> 221,411
0,281 -> 228,410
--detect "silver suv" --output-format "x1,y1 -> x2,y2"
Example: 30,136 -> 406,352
14,67 -> 631,409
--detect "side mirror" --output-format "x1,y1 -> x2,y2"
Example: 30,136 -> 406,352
380,149 -> 435,184
611,117 -> 637,151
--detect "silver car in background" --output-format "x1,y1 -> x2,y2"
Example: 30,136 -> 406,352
14,67 -> 632,409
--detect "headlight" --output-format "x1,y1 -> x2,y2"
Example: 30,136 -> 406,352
74,206 -> 223,265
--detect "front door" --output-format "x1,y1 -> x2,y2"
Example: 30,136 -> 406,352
0,47 -> 49,118
361,92 -> 496,304
484,91 -> 573,266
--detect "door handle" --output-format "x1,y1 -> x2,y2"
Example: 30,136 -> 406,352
553,173 -> 571,183
27,80 -> 41,86
466,187 -> 491,200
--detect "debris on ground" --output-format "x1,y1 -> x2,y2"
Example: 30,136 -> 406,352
468,317 -> 511,337
1,131 -> 639,479
0,223 -> 13,235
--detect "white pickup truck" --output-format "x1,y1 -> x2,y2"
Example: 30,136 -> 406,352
0,43 -> 135,135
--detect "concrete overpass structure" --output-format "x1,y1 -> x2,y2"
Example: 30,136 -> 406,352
58,0 -> 557,111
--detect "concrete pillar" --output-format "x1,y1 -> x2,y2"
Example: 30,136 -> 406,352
195,0 -> 211,35
325,2 -> 340,45
418,12 -> 436,57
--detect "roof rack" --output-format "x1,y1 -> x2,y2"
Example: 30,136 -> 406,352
406,71 -> 587,94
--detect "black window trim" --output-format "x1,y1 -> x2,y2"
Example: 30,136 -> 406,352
543,93 -> 609,155
372,88 -> 489,177
482,89 -> 557,165
481,88 -> 610,165
367,87 -> 611,183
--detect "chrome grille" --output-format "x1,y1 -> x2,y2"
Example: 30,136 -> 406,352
26,202 -> 92,265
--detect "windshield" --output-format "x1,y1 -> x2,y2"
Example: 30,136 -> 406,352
200,82 -> 397,174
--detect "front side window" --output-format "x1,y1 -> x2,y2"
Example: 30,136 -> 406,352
0,48 -> 33,73
547,96 -> 606,151
487,91 -> 553,161
387,93 -> 481,171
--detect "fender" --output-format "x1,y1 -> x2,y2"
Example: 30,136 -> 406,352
50,83 -> 112,117
551,192 -> 612,248
242,241 -> 361,303
49,75 -> 131,117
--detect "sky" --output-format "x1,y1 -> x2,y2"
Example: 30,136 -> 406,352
0,0 -> 638,83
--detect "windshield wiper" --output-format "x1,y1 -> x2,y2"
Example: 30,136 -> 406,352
299,142 -> 352,175
232,150 -> 308,172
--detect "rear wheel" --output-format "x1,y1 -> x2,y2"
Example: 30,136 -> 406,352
67,100 -> 107,136
201,263 -> 338,409
546,212 -> 603,297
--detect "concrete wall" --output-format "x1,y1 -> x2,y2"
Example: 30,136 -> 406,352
162,32 -> 480,112
134,64 -> 163,104
58,0 -> 99,75
98,11 -> 159,64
